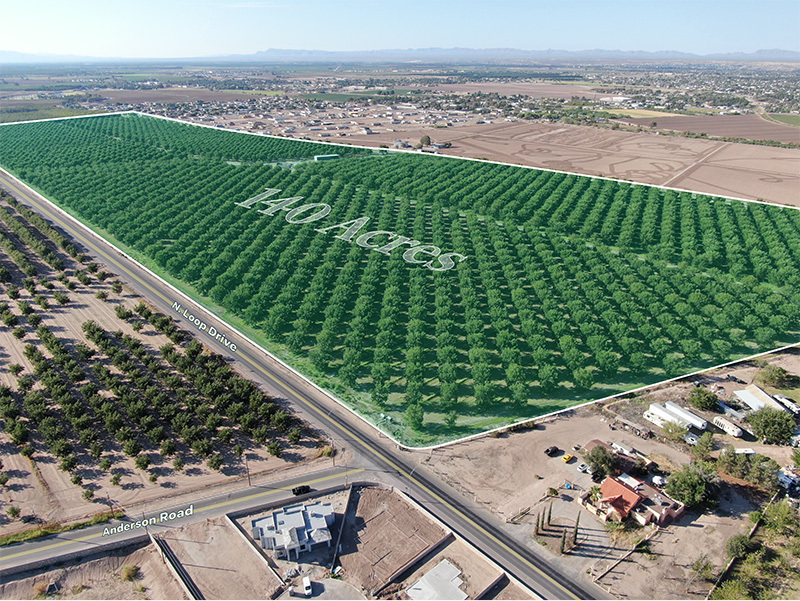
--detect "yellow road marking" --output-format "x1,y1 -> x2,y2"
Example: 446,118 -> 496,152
1,469 -> 363,562
1,175 -> 578,598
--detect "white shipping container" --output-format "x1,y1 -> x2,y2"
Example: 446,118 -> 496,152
648,403 -> 689,428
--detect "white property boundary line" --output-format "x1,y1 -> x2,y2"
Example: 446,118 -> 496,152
2,109 -> 798,211
1,114 -> 799,451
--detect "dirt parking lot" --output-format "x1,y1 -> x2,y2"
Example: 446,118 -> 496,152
412,405 -> 691,521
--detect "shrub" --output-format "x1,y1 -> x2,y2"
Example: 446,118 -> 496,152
120,565 -> 139,581
584,445 -> 618,480
747,408 -> 795,444
688,387 -> 719,412
725,534 -> 751,559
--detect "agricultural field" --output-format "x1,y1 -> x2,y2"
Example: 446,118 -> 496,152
1,113 -> 800,446
622,114 -> 800,145
770,114 -> 800,127
0,189 -> 316,530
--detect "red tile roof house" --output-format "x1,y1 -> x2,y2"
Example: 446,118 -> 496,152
582,474 -> 685,527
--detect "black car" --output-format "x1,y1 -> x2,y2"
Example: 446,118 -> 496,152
544,446 -> 559,456
292,485 -> 311,496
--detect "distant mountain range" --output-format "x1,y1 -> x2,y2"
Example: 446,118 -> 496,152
2,47 -> 799,64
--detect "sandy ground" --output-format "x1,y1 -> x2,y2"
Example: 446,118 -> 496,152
493,578 -> 540,600
622,114 -> 800,145
344,121 -> 800,205
0,542 -> 186,600
0,224 -> 324,536
411,405 -> 691,521
337,486 -> 447,595
159,517 -> 281,600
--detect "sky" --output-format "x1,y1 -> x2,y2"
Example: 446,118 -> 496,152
2,0 -> 798,59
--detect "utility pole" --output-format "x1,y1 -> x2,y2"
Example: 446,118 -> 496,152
245,456 -> 251,486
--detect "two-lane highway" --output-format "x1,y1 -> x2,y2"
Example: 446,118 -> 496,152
1,466 -> 362,575
0,168 -> 605,600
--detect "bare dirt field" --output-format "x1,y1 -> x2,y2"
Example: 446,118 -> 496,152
433,82 -> 601,99
0,542 -> 185,600
100,88 -> 266,104
622,114 -> 800,145
345,121 -> 800,205
159,517 -> 281,600
337,486 -> 447,596
406,395 -> 767,600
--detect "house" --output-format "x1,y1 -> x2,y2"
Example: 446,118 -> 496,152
591,476 -> 643,522
584,474 -> 684,526
251,502 -> 335,560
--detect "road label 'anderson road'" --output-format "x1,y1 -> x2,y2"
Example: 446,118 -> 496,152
171,301 -> 238,352
102,504 -> 194,536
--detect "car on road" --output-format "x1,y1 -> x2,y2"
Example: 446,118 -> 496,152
562,453 -> 574,463
292,485 -> 311,496
544,446 -> 559,456
577,463 -> 589,473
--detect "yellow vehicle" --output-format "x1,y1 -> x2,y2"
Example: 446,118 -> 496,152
562,453 -> 574,463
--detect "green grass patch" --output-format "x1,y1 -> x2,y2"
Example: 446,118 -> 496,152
768,113 -> 800,127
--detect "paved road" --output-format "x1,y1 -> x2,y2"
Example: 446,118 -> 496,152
1,466 -> 361,575
0,169 -> 606,600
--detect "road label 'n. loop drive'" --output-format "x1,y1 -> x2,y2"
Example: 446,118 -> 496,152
171,301 -> 238,352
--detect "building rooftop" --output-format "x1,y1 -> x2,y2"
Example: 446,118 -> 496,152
599,477 -> 642,519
